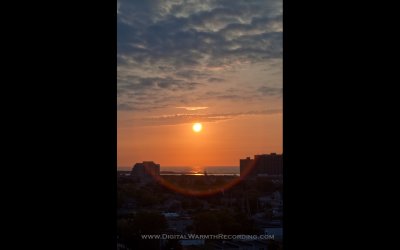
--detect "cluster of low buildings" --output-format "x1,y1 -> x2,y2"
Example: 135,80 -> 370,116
240,153 -> 283,178
119,153 -> 283,249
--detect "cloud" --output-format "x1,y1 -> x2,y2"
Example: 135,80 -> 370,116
175,70 -> 210,80
176,107 -> 208,111
129,109 -> 282,126
118,75 -> 202,95
176,107 -> 209,111
117,103 -> 133,111
257,86 -> 282,96
117,0 -> 282,113
117,73 -> 209,111
208,77 -> 225,83
118,0 -> 282,71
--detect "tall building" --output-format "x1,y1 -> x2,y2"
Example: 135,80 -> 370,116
240,153 -> 283,177
240,157 -> 254,176
131,161 -> 160,180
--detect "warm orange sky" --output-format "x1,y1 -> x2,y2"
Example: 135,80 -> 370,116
117,0 -> 282,167
117,105 -> 282,167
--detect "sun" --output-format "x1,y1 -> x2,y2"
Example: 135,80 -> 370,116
192,123 -> 202,133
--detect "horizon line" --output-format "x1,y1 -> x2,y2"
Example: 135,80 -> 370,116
117,165 -> 240,168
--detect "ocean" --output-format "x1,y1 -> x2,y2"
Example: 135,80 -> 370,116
117,166 -> 239,176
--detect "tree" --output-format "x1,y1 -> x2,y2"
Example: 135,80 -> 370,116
117,211 -> 168,250
193,212 -> 220,234
132,211 -> 167,234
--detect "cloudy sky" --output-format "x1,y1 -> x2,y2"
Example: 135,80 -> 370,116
117,0 -> 282,167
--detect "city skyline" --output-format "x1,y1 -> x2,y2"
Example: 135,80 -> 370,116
117,152 -> 282,169
117,0 -> 282,167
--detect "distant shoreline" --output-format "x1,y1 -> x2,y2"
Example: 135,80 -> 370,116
117,166 -> 240,175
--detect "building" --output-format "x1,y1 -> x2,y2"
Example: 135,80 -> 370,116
240,157 -> 254,176
131,161 -> 160,181
240,153 -> 282,177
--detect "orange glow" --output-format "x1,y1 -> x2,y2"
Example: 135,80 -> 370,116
117,114 -> 282,167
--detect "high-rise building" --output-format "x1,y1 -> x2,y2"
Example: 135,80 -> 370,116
240,153 -> 283,177
240,157 -> 254,176
131,161 -> 160,180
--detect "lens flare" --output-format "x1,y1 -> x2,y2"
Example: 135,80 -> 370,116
143,162 -> 257,197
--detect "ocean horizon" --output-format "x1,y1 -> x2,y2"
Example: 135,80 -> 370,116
117,166 -> 240,175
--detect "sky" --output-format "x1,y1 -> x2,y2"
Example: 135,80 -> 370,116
117,0 -> 282,167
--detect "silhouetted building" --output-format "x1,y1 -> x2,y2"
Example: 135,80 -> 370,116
131,161 -> 160,181
240,157 -> 254,176
240,153 -> 282,177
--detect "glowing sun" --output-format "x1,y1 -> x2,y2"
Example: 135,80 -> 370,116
192,123 -> 203,133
